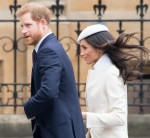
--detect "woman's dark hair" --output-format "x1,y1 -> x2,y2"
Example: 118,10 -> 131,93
85,31 -> 150,84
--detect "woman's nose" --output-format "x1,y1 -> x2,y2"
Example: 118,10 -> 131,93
80,50 -> 84,57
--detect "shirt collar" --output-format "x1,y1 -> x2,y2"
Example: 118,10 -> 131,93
93,53 -> 113,69
35,31 -> 52,52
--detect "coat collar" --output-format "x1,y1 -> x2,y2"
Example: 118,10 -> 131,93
93,54 -> 113,70
35,32 -> 54,52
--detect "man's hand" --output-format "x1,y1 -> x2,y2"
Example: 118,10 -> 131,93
82,112 -> 87,120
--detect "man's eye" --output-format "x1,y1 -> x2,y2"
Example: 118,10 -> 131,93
26,24 -> 31,27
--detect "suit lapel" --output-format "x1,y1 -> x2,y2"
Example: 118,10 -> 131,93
31,33 -> 56,97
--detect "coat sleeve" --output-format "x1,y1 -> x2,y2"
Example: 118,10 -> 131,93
86,73 -> 127,128
24,48 -> 62,119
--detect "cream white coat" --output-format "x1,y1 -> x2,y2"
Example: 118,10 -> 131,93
85,54 -> 128,138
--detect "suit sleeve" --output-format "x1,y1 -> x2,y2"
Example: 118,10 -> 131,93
86,73 -> 127,128
24,48 -> 62,118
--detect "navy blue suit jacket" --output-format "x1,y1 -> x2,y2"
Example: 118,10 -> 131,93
24,33 -> 85,138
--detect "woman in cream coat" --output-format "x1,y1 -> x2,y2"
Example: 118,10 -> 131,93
77,24 -> 149,138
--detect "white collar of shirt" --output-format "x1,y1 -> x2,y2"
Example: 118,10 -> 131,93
35,31 -> 52,52
93,53 -> 113,70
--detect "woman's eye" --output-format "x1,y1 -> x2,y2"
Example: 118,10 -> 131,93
82,46 -> 87,50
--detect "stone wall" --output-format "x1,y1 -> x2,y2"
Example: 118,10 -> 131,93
0,114 -> 150,137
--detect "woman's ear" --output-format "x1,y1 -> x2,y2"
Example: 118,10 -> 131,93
98,48 -> 104,53
98,49 -> 104,57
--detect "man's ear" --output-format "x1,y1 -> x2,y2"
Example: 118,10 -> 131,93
40,19 -> 47,25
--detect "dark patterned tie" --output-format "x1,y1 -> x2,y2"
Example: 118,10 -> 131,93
32,49 -> 37,67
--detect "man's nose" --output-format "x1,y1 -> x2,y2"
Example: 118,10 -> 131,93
21,27 -> 27,34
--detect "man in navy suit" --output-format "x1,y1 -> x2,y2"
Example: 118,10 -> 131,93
16,2 -> 85,138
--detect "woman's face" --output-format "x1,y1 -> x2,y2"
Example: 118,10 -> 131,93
80,39 -> 104,64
